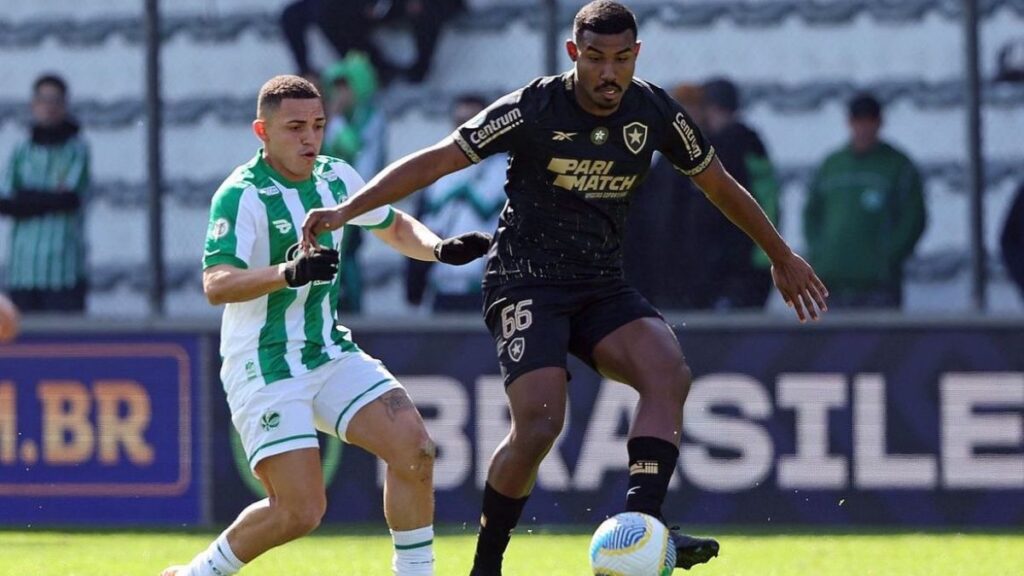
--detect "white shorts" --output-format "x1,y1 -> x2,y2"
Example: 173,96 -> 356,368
228,350 -> 402,471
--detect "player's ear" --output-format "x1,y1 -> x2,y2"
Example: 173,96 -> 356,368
634,40 -> 642,57
252,118 -> 268,143
566,39 -> 579,62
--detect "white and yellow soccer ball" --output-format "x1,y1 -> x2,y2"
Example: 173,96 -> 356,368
589,512 -> 676,576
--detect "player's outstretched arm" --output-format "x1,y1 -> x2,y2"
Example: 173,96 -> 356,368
302,138 -> 472,249
372,208 -> 492,265
203,249 -> 339,305
691,157 -> 828,322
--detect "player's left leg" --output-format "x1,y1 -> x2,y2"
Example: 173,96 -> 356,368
590,319 -> 719,569
590,316 -> 690,515
318,352 -> 436,576
574,283 -> 718,570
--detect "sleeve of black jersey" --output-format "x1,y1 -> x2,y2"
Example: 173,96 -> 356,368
451,89 -> 530,164
657,91 -> 716,178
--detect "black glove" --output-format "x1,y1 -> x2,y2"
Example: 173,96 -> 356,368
433,231 -> 492,265
283,248 -> 340,287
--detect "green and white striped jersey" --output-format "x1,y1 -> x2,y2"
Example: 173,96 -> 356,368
0,132 -> 89,290
203,150 -> 395,386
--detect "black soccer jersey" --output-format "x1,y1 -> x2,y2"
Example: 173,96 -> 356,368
453,72 -> 716,287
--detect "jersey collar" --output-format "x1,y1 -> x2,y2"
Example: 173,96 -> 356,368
254,148 -> 317,190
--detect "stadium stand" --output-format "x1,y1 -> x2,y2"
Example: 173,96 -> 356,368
0,0 -> 1022,315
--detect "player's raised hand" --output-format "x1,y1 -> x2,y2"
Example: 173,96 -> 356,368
771,252 -> 828,323
434,231 -> 492,265
301,207 -> 347,250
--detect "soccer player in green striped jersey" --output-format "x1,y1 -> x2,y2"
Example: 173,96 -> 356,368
163,75 -> 490,576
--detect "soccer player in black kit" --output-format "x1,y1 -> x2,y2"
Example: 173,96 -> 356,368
304,2 -> 829,573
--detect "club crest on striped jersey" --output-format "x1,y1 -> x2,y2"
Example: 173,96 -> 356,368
211,218 -> 231,240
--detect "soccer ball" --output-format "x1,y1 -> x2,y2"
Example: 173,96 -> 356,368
589,512 -> 676,576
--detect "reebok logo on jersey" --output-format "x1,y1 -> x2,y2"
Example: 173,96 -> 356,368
673,112 -> 702,161
629,461 -> 659,475
257,186 -> 280,196
547,158 -> 637,198
552,131 -> 577,142
469,108 -> 523,148
272,219 -> 293,234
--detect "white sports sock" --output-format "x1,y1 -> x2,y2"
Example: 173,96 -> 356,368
391,525 -> 434,575
185,532 -> 246,576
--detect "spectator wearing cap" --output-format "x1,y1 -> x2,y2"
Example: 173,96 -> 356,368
803,92 -> 926,309
696,77 -> 781,309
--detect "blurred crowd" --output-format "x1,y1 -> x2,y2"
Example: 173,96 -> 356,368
1,11 -> 1023,326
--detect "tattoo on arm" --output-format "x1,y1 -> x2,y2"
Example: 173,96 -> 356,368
378,389 -> 415,421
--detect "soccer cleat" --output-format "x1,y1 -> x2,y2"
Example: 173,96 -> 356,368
159,566 -> 186,576
668,529 -> 719,570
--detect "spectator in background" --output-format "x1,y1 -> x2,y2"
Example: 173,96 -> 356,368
402,0 -> 466,83
622,84 -> 706,310
322,52 -> 388,312
406,94 -> 505,312
280,0 -> 464,84
0,74 -> 90,313
803,92 -> 926,309
0,293 -> 19,343
1000,181 -> 1024,301
280,0 -> 401,83
700,77 -> 780,309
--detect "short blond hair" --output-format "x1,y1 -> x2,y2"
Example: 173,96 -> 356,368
257,75 -> 321,118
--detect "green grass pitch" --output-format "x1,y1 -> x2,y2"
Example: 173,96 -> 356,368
2,526 -> 1022,575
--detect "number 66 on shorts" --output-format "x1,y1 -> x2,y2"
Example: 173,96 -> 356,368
500,299 -> 533,339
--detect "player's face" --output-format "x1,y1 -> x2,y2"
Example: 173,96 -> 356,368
568,30 -> 640,115
255,97 -> 326,181
31,83 -> 66,127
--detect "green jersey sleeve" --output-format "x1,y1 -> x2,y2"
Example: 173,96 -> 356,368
203,184 -> 259,270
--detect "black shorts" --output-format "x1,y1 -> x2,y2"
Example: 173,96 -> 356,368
482,277 -> 662,387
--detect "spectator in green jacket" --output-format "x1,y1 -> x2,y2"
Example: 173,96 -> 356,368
0,74 -> 90,313
803,92 -> 926,309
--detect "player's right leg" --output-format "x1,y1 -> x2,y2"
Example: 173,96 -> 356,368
313,350 -> 435,575
471,285 -> 573,576
469,367 -> 569,576
161,373 -> 326,576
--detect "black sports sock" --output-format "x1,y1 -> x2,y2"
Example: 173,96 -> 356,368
625,436 -> 679,520
470,483 -> 529,575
